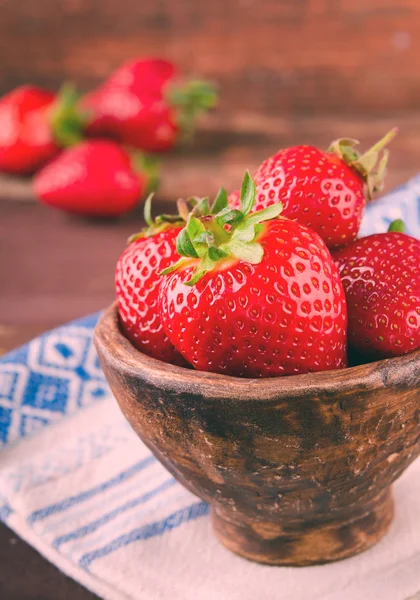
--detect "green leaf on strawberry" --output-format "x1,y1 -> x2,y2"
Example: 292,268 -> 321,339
211,187 -> 228,214
167,79 -> 218,141
240,170 -> 257,216
50,83 -> 88,147
160,171 -> 283,285
388,219 -> 405,233
128,193 -> 187,243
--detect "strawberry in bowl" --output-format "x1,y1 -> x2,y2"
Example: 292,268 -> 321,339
159,173 -> 347,377
228,130 -> 397,249
115,196 -> 188,365
334,220 -> 420,360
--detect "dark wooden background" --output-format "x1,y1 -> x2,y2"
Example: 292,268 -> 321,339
2,0 -> 420,114
1,0 -> 420,200
1,1 -> 420,597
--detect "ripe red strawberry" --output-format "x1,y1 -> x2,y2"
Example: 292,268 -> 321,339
0,84 -> 85,175
34,140 -> 156,217
82,58 -> 217,153
159,173 -> 347,378
334,221 -> 420,360
116,198 -> 187,365
229,130 -> 397,249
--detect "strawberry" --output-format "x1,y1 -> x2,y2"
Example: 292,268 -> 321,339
116,196 -> 187,365
34,140 -> 156,217
229,130 -> 397,249
159,173 -> 347,378
0,84 -> 85,175
82,58 -> 217,153
334,220 -> 420,360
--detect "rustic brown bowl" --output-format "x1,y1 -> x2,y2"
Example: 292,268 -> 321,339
94,303 -> 420,566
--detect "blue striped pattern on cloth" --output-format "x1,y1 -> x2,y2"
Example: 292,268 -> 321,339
52,478 -> 177,550
0,175 -> 420,600
28,456 -> 157,525
79,501 -> 209,570
0,399 -> 209,585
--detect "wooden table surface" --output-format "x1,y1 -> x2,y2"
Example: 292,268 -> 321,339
0,197 -> 168,599
0,200 -> 145,599
0,120 -> 419,597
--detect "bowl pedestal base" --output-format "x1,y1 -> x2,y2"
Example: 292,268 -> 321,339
211,489 -> 394,566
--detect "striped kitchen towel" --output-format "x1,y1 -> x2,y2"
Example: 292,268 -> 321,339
1,175 -> 420,600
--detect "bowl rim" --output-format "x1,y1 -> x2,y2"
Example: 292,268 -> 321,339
94,303 -> 420,403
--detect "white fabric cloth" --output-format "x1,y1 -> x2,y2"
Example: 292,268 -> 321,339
1,401 -> 420,600
1,175 -> 420,600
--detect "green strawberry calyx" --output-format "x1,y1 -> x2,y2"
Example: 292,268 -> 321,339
166,79 -> 218,140
129,151 -> 160,195
388,219 -> 405,233
160,171 -> 283,286
328,127 -> 398,200
50,83 -> 89,147
128,194 -> 188,243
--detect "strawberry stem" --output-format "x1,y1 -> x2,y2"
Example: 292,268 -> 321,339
359,127 -> 398,162
203,215 -> 231,245
328,128 -> 398,200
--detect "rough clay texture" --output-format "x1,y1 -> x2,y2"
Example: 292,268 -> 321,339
95,304 -> 420,565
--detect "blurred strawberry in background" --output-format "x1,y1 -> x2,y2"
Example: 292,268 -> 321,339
82,58 -> 217,153
34,140 -> 157,217
0,84 -> 84,175
0,57 -> 217,217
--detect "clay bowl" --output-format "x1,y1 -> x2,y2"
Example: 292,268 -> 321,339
94,303 -> 420,566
